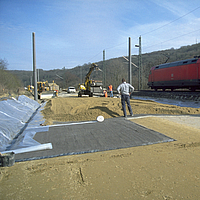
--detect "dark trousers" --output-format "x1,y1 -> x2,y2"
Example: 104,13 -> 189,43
121,94 -> 133,117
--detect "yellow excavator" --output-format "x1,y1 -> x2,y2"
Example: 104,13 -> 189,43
37,81 -> 49,93
78,63 -> 102,97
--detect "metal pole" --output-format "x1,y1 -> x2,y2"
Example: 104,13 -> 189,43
80,65 -> 82,84
139,36 -> 142,90
129,37 -> 132,85
103,50 -> 105,87
32,32 -> 38,101
37,69 -> 39,82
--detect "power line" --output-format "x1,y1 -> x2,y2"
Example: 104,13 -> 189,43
144,28 -> 200,51
84,41 -> 127,64
141,5 -> 200,37
85,51 -> 102,64
105,41 -> 127,50
83,6 -> 200,66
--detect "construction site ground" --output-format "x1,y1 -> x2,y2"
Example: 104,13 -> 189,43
1,95 -> 200,199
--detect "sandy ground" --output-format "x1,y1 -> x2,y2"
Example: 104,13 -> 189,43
1,96 -> 200,199
41,96 -> 200,125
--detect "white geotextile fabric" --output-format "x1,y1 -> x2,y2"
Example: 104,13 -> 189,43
8,102 -> 49,151
0,95 -> 41,151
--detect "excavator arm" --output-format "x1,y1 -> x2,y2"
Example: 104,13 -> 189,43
78,63 -> 101,97
85,63 -> 98,82
85,63 -> 99,90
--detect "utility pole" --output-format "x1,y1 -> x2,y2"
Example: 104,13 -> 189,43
32,32 -> 38,101
37,69 -> 39,82
128,37 -> 132,85
135,36 -> 142,90
139,36 -> 142,90
80,65 -> 82,84
103,50 -> 106,87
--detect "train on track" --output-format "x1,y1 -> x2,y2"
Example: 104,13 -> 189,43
147,57 -> 200,91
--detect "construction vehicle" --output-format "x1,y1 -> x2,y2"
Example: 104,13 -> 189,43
37,81 -> 50,93
27,85 -> 34,92
78,63 -> 102,97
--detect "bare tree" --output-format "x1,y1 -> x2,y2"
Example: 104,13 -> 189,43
0,58 -> 8,70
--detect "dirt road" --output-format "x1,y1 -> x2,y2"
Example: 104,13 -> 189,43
1,96 -> 200,199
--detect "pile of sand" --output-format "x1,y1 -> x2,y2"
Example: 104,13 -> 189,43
42,96 -> 200,125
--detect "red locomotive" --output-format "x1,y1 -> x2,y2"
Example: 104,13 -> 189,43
147,57 -> 200,91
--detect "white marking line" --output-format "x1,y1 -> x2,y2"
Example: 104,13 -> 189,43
127,115 -> 199,120
49,120 -> 97,127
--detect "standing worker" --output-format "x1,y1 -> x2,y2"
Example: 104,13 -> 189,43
108,84 -> 113,97
117,78 -> 134,117
103,90 -> 107,97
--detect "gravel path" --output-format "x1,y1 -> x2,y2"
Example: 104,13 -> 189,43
157,115 -> 200,129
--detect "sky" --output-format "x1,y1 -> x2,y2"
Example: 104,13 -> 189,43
0,0 -> 200,71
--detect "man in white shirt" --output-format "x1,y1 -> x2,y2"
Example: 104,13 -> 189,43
117,78 -> 134,117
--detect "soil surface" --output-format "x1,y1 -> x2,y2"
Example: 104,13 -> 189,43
1,96 -> 200,199
41,97 -> 200,125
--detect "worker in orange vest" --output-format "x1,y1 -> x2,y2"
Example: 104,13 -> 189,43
103,90 -> 107,97
108,84 -> 113,97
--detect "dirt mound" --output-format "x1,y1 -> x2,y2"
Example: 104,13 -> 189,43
42,97 -> 200,125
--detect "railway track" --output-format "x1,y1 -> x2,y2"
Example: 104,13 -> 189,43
131,90 -> 200,101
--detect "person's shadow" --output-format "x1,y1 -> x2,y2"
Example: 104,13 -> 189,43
90,106 -> 120,118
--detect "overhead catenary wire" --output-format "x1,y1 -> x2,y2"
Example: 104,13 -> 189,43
103,4 -> 200,53
141,5 -> 200,37
137,5 -> 200,52
86,51 -> 102,64
144,28 -> 200,51
105,41 -> 127,50
83,41 -> 127,65
114,5 -> 200,51
82,5 -> 200,66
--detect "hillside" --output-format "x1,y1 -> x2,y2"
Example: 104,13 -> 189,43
10,43 -> 200,90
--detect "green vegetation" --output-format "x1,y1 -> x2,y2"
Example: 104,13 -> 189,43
8,43 -> 200,91
0,58 -> 23,97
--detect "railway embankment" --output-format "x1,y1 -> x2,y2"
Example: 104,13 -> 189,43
131,90 -> 200,101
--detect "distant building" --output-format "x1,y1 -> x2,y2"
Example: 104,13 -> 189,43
48,81 -> 59,91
